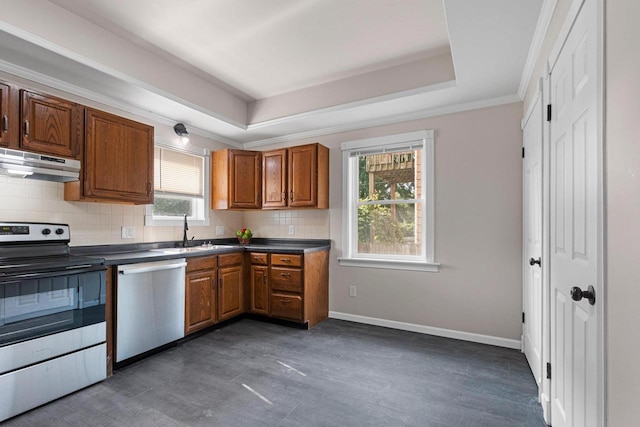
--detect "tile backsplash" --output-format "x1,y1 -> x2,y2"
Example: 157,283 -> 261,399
0,176 -> 329,246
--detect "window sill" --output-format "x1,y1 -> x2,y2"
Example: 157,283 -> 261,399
337,257 -> 440,272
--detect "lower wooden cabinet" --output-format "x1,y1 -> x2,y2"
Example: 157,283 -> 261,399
218,265 -> 243,321
249,250 -> 329,327
270,293 -> 303,321
250,264 -> 269,315
185,255 -> 217,335
184,249 -> 327,335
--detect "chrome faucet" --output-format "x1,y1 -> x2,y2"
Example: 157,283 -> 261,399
182,214 -> 189,247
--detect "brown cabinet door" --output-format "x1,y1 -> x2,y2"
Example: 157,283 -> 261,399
262,149 -> 287,208
288,144 -> 317,207
20,90 -> 81,158
83,108 -> 153,204
250,265 -> 269,315
185,270 -> 217,335
229,150 -> 261,209
0,82 -> 18,148
218,265 -> 243,321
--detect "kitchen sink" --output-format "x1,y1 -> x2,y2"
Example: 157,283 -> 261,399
153,245 -> 236,254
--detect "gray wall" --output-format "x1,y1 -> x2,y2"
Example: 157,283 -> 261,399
246,102 -> 525,341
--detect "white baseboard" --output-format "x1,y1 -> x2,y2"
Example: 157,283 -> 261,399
328,311 -> 521,350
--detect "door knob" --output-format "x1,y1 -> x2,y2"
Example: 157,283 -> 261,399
570,285 -> 596,305
529,257 -> 541,267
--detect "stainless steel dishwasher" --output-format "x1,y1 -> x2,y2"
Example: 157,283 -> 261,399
116,258 -> 186,362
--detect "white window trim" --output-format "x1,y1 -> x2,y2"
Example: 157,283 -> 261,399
145,143 -> 211,227
338,130 -> 439,272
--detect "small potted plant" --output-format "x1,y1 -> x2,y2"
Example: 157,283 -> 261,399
236,228 -> 252,245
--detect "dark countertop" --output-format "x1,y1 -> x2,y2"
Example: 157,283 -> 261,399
71,238 -> 331,266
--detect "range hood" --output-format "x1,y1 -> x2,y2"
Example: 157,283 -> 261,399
0,148 -> 80,182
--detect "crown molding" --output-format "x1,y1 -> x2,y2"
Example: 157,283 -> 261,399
0,59 -> 243,149
517,0 -> 558,99
246,80 -> 457,131
242,93 -> 521,149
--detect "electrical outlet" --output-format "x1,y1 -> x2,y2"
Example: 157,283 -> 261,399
216,226 -> 224,235
121,226 -> 135,239
288,225 -> 295,235
349,285 -> 357,297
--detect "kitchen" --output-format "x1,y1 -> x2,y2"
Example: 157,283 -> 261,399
0,0 -> 639,426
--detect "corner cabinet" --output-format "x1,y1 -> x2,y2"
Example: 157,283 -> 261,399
212,149 -> 261,209
262,143 -> 329,209
65,108 -> 154,204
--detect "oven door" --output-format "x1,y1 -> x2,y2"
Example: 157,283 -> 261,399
0,265 -> 106,348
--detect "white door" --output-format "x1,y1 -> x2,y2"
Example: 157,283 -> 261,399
549,0 -> 602,425
523,92 -> 544,393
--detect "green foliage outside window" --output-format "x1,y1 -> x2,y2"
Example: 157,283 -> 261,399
153,197 -> 193,217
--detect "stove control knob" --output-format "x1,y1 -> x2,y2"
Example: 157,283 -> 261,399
55,228 -> 65,235
42,228 -> 51,235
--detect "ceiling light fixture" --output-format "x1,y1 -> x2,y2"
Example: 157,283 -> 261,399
174,123 -> 189,144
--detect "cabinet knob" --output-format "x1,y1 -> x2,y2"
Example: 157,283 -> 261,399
2,115 -> 7,133
290,191 -> 294,202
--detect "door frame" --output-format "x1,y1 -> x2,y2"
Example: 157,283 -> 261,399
543,0 -> 606,425
521,76 -> 545,408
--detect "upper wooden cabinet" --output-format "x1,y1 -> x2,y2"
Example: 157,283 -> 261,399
21,90 -> 82,159
65,108 -> 154,204
0,82 -> 19,149
212,149 -> 261,209
262,143 -> 329,209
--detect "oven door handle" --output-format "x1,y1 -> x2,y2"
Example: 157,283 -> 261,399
118,261 -> 187,276
0,264 -> 106,281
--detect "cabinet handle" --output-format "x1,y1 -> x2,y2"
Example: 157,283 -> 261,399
280,299 -> 291,304
263,272 -> 267,284
282,191 -> 287,201
2,115 -> 7,133
280,272 -> 291,277
147,182 -> 152,195
290,191 -> 294,202
212,279 -> 216,289
280,258 -> 292,263
24,120 -> 29,137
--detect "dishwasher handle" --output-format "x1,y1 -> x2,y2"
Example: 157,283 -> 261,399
118,260 -> 187,275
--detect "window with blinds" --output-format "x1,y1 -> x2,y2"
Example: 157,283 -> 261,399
149,146 -> 208,223
154,147 -> 204,197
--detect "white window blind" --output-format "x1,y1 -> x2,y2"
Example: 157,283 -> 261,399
154,147 -> 204,197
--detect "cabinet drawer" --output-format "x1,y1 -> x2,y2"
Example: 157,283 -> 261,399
218,252 -> 243,267
270,294 -> 303,321
270,267 -> 302,293
186,255 -> 217,273
271,254 -> 302,267
249,252 -> 268,265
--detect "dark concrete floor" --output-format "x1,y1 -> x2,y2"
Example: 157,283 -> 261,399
4,319 -> 546,426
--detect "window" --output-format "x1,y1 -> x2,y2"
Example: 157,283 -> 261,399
145,146 -> 209,226
339,130 -> 438,272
